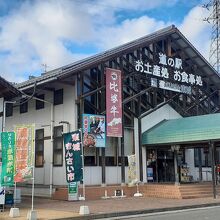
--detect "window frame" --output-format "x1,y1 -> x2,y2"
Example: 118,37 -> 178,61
53,125 -> 63,166
53,89 -> 63,105
36,94 -> 45,110
194,148 -> 212,167
20,100 -> 28,114
6,103 -> 13,117
35,129 -> 44,168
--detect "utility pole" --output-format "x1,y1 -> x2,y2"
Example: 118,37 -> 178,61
204,0 -> 220,73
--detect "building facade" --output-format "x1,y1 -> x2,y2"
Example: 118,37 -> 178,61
3,25 -> 220,190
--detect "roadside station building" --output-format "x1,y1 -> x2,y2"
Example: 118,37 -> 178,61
4,25 -> 220,199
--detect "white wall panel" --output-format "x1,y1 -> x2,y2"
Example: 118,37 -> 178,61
84,167 -> 102,185
5,84 -> 76,186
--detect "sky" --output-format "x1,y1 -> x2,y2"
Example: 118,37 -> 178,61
0,0 -> 212,83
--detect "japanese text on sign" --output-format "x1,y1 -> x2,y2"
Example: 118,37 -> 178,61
106,68 -> 122,137
14,125 -> 34,183
134,52 -> 203,94
64,131 -> 82,182
1,132 -> 15,186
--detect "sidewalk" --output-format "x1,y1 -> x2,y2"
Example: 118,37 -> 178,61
2,196 -> 220,220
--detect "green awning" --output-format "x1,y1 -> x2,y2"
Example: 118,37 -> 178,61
142,113 -> 220,145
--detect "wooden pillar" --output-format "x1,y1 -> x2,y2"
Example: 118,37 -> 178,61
198,148 -> 203,182
121,102 -> 125,184
79,73 -> 85,186
120,57 -> 125,184
196,91 -> 202,182
101,148 -> 105,185
138,118 -> 143,181
101,64 -> 106,185
210,141 -> 217,199
79,73 -> 84,128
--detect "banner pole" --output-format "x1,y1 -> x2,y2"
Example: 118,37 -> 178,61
14,182 -> 16,208
80,128 -> 85,200
31,166 -> 35,211
31,124 -> 36,211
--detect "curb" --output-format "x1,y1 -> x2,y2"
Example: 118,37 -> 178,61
53,202 -> 220,220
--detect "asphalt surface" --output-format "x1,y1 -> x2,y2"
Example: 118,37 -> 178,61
103,206 -> 220,220
2,196 -> 220,219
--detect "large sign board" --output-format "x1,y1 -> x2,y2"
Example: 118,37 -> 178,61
135,53 -> 203,95
82,114 -> 106,147
106,68 -> 122,137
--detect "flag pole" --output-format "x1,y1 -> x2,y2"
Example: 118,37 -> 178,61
31,124 -> 35,211
14,182 -> 16,208
79,128 -> 85,200
31,165 -> 35,211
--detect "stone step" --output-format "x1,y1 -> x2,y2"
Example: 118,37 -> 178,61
182,193 -> 213,199
180,188 -> 213,192
52,183 -> 220,200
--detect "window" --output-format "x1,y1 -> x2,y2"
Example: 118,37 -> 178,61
54,89 -> 63,105
36,94 -> 45,110
6,103 -> 13,117
84,156 -> 96,166
194,148 -> 212,167
53,126 -> 63,166
84,147 -> 97,166
35,129 -> 44,167
20,101 -> 28,114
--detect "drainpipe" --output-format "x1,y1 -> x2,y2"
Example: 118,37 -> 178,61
50,103 -> 54,197
30,96 -> 54,197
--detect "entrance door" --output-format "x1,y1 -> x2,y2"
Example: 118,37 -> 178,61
157,150 -> 175,182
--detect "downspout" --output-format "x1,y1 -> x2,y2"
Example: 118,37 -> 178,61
50,103 -> 54,197
16,94 -> 54,197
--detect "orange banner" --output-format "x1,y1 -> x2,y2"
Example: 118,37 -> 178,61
14,125 -> 34,182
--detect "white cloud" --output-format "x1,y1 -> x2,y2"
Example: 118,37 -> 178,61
0,0 -> 213,83
96,16 -> 170,49
179,6 -> 211,60
87,0 -> 178,12
0,0 -> 94,82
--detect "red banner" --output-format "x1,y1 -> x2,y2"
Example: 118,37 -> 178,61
106,68 -> 122,137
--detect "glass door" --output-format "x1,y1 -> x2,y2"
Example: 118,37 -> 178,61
157,150 -> 175,182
